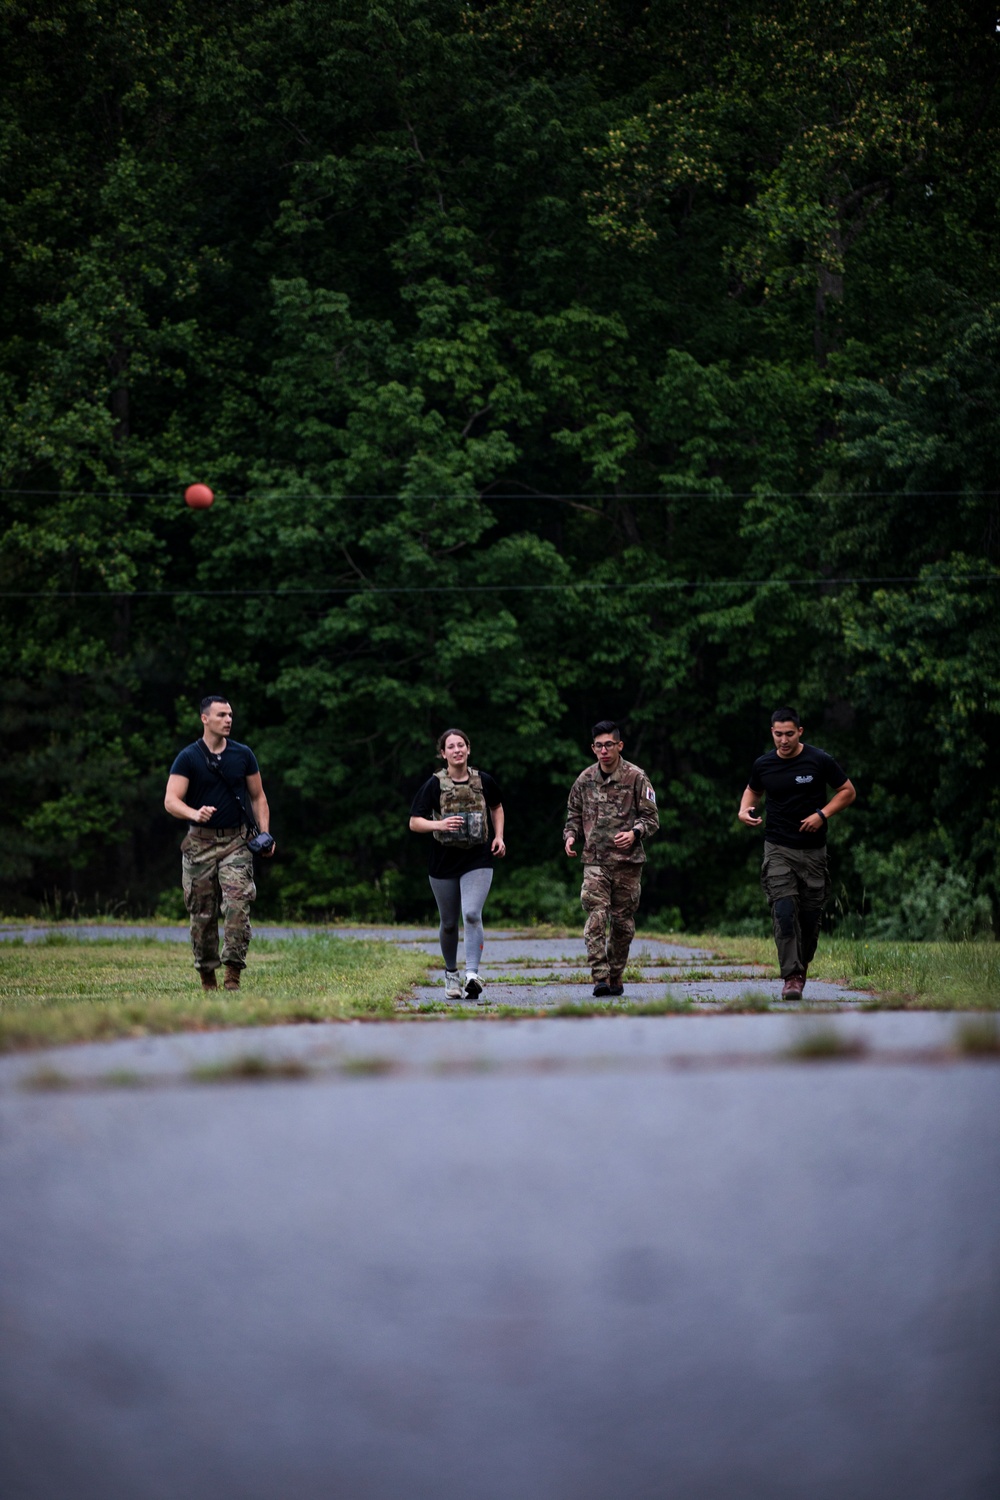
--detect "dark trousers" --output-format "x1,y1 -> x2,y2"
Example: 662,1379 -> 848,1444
760,842 -> 831,978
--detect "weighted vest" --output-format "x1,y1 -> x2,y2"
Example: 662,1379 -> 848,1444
432,767 -> 489,846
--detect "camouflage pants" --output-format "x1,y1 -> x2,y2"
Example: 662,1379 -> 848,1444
760,842 -> 831,978
580,864 -> 642,983
181,826 -> 256,972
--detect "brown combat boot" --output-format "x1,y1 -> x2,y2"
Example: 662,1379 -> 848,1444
223,963 -> 242,991
199,968 -> 218,991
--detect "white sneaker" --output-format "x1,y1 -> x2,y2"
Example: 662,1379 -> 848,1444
464,973 -> 484,1001
444,971 -> 463,999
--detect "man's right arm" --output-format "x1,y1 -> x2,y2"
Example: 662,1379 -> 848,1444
563,776 -> 584,856
738,786 -> 763,827
164,773 -> 216,824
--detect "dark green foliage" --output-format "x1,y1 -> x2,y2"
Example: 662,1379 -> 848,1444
0,0 -> 997,931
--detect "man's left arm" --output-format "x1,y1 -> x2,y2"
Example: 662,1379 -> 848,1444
613,773 -> 660,850
798,778 -> 856,835
634,772 -> 659,841
245,772 -> 276,856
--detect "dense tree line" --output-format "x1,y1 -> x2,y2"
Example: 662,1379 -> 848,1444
1,0 -> 998,934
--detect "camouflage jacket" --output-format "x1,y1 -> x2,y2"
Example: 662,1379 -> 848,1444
563,758 -> 660,865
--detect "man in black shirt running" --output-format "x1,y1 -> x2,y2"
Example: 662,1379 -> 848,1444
738,707 -> 855,999
165,696 -> 275,992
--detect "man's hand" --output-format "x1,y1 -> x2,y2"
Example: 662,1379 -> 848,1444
613,829 -> 636,849
564,835 -> 577,858
738,789 -> 762,827
193,805 -> 217,824
801,782 -> 855,833
442,815 -> 464,832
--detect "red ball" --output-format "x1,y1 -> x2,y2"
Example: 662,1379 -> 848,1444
184,484 -> 214,509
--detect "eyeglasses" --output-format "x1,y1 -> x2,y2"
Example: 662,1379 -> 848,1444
593,741 -> 620,751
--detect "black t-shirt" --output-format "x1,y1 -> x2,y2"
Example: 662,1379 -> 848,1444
410,771 -> 503,879
748,743 -> 849,850
169,739 -> 260,828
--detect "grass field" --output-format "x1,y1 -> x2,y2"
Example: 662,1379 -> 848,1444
0,935 -> 434,1051
0,927 -> 996,1051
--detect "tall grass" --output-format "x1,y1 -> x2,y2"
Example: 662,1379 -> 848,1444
693,931 -> 999,1009
841,938 -> 1000,1008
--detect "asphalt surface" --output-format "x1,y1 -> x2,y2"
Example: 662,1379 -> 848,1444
1,924 -> 998,1499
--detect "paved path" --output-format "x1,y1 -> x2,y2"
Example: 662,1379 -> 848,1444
1,924 -> 998,1499
0,923 -> 452,944
386,926 -> 863,1008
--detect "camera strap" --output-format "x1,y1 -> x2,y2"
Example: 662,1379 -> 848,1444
196,740 -> 260,839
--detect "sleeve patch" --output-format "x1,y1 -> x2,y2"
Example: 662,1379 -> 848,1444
646,786 -> 656,805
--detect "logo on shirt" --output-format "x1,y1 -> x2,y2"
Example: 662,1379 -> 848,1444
647,787 -> 656,805
794,774 -> 814,784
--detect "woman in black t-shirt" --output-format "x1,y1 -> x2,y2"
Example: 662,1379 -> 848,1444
409,728 -> 505,1002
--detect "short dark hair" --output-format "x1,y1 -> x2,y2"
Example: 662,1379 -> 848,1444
770,706 -> 801,727
591,719 -> 622,741
200,695 -> 230,713
436,727 -> 471,755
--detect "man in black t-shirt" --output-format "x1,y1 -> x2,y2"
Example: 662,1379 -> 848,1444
164,695 -> 274,992
738,706 -> 855,999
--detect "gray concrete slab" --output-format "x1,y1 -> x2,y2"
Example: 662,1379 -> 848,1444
0,1011 -> 987,1092
411,978 -> 865,1008
477,963 -> 774,980
0,923 -> 450,944
1,1065 -> 997,1500
0,924 -> 714,965
450,936 -> 715,964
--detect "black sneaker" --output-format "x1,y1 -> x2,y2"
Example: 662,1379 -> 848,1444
593,981 -> 612,997
608,982 -> 624,997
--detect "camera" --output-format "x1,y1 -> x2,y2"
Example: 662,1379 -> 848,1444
247,830 -> 275,855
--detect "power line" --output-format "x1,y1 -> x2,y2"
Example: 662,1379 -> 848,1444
0,488 -> 998,502
1,575 -> 997,599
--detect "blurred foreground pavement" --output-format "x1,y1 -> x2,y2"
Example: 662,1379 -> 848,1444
1,1041 -> 998,1500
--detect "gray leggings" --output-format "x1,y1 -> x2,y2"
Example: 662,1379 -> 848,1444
428,868 -> 494,972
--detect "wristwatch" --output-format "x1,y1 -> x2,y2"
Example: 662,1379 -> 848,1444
632,825 -> 644,840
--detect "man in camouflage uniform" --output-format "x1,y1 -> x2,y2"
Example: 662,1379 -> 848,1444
164,696 -> 275,992
564,720 -> 659,997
